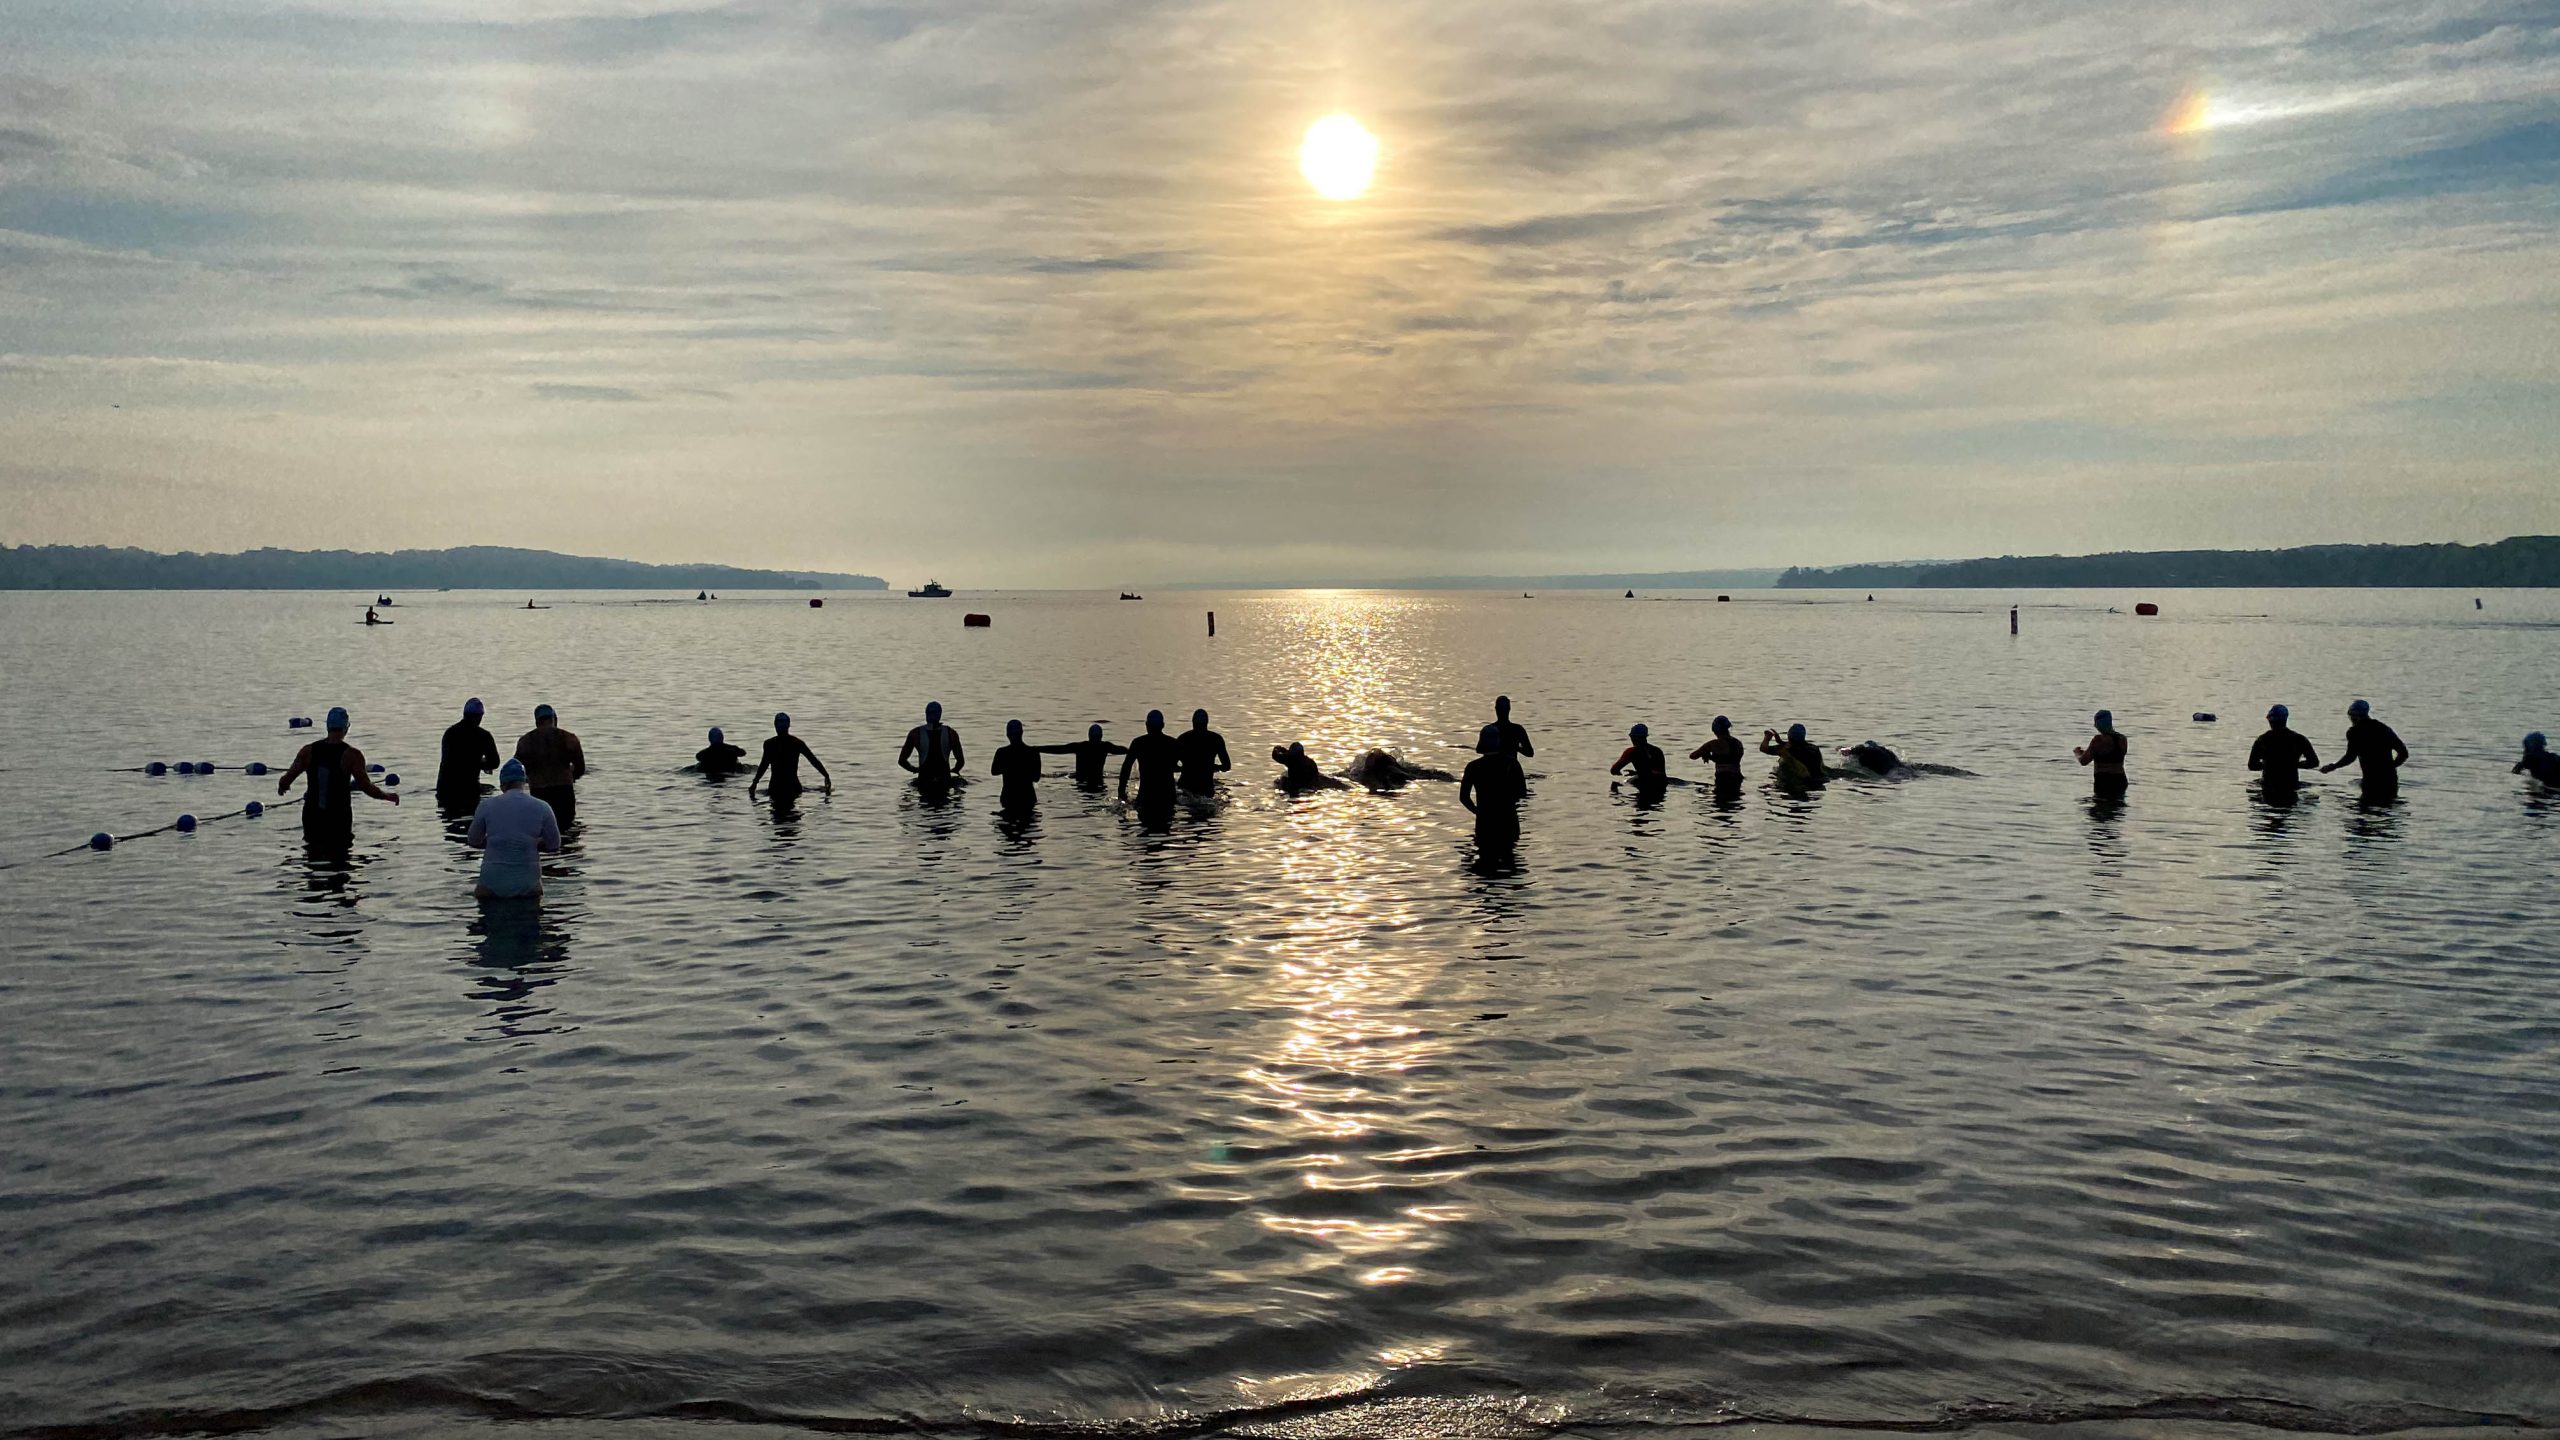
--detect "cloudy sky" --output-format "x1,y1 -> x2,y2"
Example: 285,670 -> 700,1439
3,0 -> 2555,584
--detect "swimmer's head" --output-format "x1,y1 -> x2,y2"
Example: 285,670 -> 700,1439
462,697 -> 484,719
2527,732 -> 2548,753
2094,709 -> 2114,732
774,712 -> 790,732
1193,709 -> 1209,729
1630,723 -> 1648,741
534,703 -> 557,723
1088,723 -> 1104,741
2349,699 -> 2370,717
1146,709 -> 1165,731
2267,704 -> 2289,723
499,758 -> 527,788
1494,695 -> 1511,718
926,701 -> 942,722
1712,716 -> 1731,733
326,706 -> 350,733
708,727 -> 724,744
1788,723 -> 1806,741
1007,718 -> 1024,741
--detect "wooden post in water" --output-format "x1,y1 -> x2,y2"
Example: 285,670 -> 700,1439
2009,605 -> 2018,635
1207,610 -> 1217,637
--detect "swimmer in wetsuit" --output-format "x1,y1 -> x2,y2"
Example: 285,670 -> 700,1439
749,712 -> 831,799
2319,699 -> 2408,799
436,696 -> 502,808
1178,709 -> 1232,794
1840,740 -> 1903,776
1610,723 -> 1669,791
278,706 -> 399,846
2247,704 -> 2319,798
2075,710 -> 2128,796
1037,724 -> 1128,785
1477,695 -> 1533,763
899,701 -> 965,788
1761,723 -> 1828,786
989,719 -> 1046,809
696,727 -> 747,775
1117,709 -> 1181,809
1460,750 -> 1522,847
1272,742 -> 1346,791
2515,732 -> 2560,786
1689,716 -> 1745,789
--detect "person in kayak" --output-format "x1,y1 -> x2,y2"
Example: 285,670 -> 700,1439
1038,724 -> 1128,785
696,727 -> 748,775
2247,704 -> 2320,798
467,758 -> 561,899
436,696 -> 502,809
989,719 -> 1047,809
1761,723 -> 1827,786
1178,709 -> 1232,794
899,701 -> 965,788
1117,709 -> 1182,810
1610,723 -> 1669,793
2515,732 -> 2560,786
2075,710 -> 2128,796
2319,699 -> 2408,800
1688,716 -> 1745,789
749,712 -> 832,800
278,706 -> 399,847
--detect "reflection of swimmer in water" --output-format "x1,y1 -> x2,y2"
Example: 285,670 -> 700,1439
1271,742 -> 1348,791
2516,733 -> 2560,786
1341,751 -> 1455,788
696,727 -> 747,775
1761,723 -> 1828,786
989,719 -> 1048,808
2247,704 -> 2319,797
1840,740 -> 1903,776
1610,723 -> 1669,790
1178,709 -> 1231,794
750,712 -> 832,798
1118,709 -> 1180,808
2075,710 -> 2128,795
1688,716 -> 1745,787
1036,724 -> 1127,784
468,758 -> 561,899
899,701 -> 965,787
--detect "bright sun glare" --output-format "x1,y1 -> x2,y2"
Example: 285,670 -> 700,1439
1300,114 -> 1378,201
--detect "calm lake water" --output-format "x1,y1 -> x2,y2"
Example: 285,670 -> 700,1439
2,588 -> 2556,1440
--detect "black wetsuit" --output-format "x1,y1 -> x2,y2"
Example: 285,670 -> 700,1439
905,723 -> 959,787
990,742 -> 1042,807
761,734 -> 817,795
1039,738 -> 1127,784
1696,734 -> 1745,787
437,719 -> 501,802
1462,754 -> 1521,845
1123,731 -> 1181,806
1276,748 -> 1330,790
697,742 -> 748,774
2083,732 -> 2128,796
1780,738 -> 1829,786
2337,717 -> 2408,797
2520,749 -> 2560,786
1613,742 -> 1668,787
1177,728 -> 1229,794
301,737 -> 357,844
1844,742 -> 1901,775
2249,728 -> 2319,793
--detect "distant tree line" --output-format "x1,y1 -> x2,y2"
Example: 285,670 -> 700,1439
1777,536 -> 2560,589
0,545 -> 886,591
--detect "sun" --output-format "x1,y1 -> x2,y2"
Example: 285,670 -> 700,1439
1300,114 -> 1378,201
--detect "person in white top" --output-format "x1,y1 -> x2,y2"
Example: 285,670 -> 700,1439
467,758 -> 562,899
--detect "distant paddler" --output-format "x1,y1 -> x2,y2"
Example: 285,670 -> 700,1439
2516,733 -> 2560,786
749,712 -> 832,800
899,701 -> 965,789
2074,710 -> 2128,796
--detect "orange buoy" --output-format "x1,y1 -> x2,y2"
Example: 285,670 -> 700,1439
2134,602 -> 2159,617
809,598 -> 824,608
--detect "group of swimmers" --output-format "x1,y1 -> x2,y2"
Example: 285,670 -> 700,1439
273,692 -> 2556,897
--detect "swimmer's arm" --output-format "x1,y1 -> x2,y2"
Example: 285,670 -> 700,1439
897,732 -> 920,773
539,808 -> 561,853
278,744 -> 311,795
2389,731 -> 2409,767
1033,743 -> 1083,756
1514,732 -> 1534,758
1214,737 -> 1231,771
1459,773 -> 1480,813
2247,738 -> 2266,772
2321,732 -> 2359,773
803,742 -> 831,789
466,807 -> 490,849
747,754 -> 771,794
349,748 -> 399,804
1116,748 -> 1136,798
1761,735 -> 1785,756
948,734 -> 965,769
476,731 -> 500,772
567,734 -> 587,780
1610,748 -> 1631,775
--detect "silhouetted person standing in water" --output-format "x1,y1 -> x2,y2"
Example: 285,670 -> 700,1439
697,727 -> 747,775
1118,709 -> 1181,811
436,696 -> 501,809
1460,749 -> 1521,849
2248,704 -> 2319,799
899,701 -> 964,790
1761,723 -> 1828,787
2320,699 -> 2407,800
1611,723 -> 1668,792
279,706 -> 399,848
2075,710 -> 2128,797
1038,724 -> 1127,785
1178,709 -> 1232,795
2516,733 -> 2560,786
1689,715 -> 1745,791
515,703 -> 587,823
750,712 -> 831,800
1477,695 -> 1533,764
989,719 -> 1046,809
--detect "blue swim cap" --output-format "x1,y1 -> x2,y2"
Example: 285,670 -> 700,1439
926,701 -> 942,720
326,706 -> 350,731
2528,733 -> 2548,752
2268,704 -> 2288,721
535,703 -> 556,721
2349,699 -> 2370,716
1088,723 -> 1104,741
1788,723 -> 1806,741
1007,718 -> 1024,740
499,758 -> 527,786
463,697 -> 483,718
774,712 -> 790,732
1147,709 -> 1164,728
1712,716 -> 1730,732
1630,723 -> 1648,740
2094,710 -> 2113,730
708,727 -> 723,743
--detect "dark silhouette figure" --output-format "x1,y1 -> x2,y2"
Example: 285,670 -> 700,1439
1038,723 -> 1128,785
2075,710 -> 2128,797
989,719 -> 1046,809
279,705 -> 398,848
436,696 -> 501,808
1118,709 -> 1181,811
1477,695 -> 1534,763
1689,715 -> 1745,791
1841,740 -> 1903,776
1610,723 -> 1668,793
696,727 -> 747,775
1761,723 -> 1828,787
1272,742 -> 1346,791
1178,709 -> 1232,794
2248,704 -> 2320,799
515,703 -> 587,824
750,712 -> 831,800
2320,699 -> 2408,800
899,701 -> 965,789
363,605 -> 382,626
2515,733 -> 2560,786
1460,751 -> 1522,850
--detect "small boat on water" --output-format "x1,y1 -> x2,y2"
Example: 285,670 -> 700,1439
908,579 -> 953,598
1120,592 -> 1143,601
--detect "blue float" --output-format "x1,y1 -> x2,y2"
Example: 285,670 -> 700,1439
289,717 -> 311,729
383,773 -> 401,787
2192,712 -> 2217,723
368,763 -> 385,774
245,801 -> 264,819
146,762 -> 169,776
177,762 -> 199,775
176,814 -> 198,833
88,832 -> 113,851
194,762 -> 215,773
246,762 -> 269,776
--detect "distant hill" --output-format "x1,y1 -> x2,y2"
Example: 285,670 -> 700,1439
1777,537 -> 2560,589
1171,568 -> 1786,591
0,544 -> 886,591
